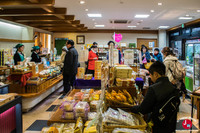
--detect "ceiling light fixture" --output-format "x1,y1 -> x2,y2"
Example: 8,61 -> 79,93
135,14 -> 149,18
158,3 -> 162,6
150,10 -> 154,13
128,26 -> 137,28
88,14 -> 102,17
158,26 -> 169,29
95,25 -> 105,27
85,9 -> 88,11
179,16 -> 193,20
80,1 -> 85,4
197,10 -> 200,12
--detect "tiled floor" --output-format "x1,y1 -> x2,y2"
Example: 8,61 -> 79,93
23,88 -> 200,133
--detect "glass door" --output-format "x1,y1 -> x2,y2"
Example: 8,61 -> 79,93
185,43 -> 194,65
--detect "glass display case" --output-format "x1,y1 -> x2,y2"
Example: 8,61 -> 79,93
194,56 -> 200,90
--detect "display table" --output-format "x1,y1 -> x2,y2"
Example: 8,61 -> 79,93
0,96 -> 22,133
75,77 -> 101,89
19,74 -> 63,112
0,84 -> 9,94
191,93 -> 200,128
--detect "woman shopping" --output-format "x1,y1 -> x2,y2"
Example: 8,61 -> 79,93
140,45 -> 151,69
87,45 -> 98,77
14,43 -> 25,65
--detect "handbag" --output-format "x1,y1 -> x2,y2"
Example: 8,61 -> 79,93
144,61 -> 153,69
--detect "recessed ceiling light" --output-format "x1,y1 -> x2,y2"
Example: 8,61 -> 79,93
150,10 -> 154,13
186,14 -> 189,17
158,26 -> 169,29
179,16 -> 193,20
197,10 -> 200,12
135,14 -> 149,18
128,26 -> 137,28
85,9 -> 88,11
80,1 -> 85,4
88,14 -> 102,17
158,3 -> 162,6
95,25 -> 105,27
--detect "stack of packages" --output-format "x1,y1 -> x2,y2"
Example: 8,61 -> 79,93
77,67 -> 85,79
84,74 -> 93,80
103,108 -> 139,126
109,67 -> 115,86
124,49 -> 134,65
115,65 -> 135,87
94,61 -> 102,80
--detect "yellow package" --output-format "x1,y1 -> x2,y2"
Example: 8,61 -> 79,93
41,127 -> 59,133
74,117 -> 83,133
83,126 -> 97,133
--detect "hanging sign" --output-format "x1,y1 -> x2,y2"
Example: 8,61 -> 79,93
113,33 -> 122,42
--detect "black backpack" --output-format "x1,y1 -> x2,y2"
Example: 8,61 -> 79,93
152,89 -> 180,127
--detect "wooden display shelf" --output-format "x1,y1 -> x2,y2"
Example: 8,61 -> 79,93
47,107 -> 76,126
11,70 -> 32,75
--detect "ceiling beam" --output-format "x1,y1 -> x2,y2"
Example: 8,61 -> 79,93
0,0 -> 55,7
0,8 -> 66,16
42,6 -> 54,13
71,20 -> 80,24
28,0 -> 39,3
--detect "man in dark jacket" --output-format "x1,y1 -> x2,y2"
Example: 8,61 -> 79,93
62,40 -> 78,94
131,61 -> 179,133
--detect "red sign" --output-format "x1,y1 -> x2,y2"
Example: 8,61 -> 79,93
182,119 -> 192,129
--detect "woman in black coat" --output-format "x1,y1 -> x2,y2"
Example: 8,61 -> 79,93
14,43 -> 25,65
31,46 -> 41,63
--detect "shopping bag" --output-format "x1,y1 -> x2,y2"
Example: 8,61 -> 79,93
142,57 -> 147,64
144,61 -> 153,69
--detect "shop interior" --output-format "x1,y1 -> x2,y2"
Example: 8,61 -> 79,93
0,0 -> 200,133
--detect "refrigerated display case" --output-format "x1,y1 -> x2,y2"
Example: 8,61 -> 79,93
194,56 -> 200,91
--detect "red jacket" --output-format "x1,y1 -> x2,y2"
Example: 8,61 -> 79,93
88,50 -> 98,70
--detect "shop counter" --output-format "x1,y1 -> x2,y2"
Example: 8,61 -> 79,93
0,84 -> 9,94
0,96 -> 22,133
75,77 -> 101,89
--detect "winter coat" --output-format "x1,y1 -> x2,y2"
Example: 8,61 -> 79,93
141,51 -> 151,62
31,52 -> 41,63
163,55 -> 179,83
14,52 -> 24,65
131,77 -> 178,133
153,53 -> 163,62
63,46 -> 78,76
88,50 -> 98,70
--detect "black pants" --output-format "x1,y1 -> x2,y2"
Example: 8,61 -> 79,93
87,70 -> 94,77
63,74 -> 76,93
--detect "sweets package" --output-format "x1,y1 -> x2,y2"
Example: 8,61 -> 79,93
74,117 -> 83,133
112,128 -> 145,133
74,92 -> 84,101
90,100 -> 100,110
52,123 -> 64,133
81,89 -> 94,95
116,78 -> 135,87
62,123 -> 75,133
95,61 -> 102,72
41,127 -> 59,133
89,90 -> 101,101
74,101 -> 90,119
124,49 -> 134,65
82,94 -> 90,102
62,112 -> 75,120
83,126 -> 97,133
77,67 -> 85,79
60,100 -> 77,112
85,74 -> 93,80
88,112 -> 97,120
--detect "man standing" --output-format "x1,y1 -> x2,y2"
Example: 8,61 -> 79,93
62,40 -> 78,94
131,61 -> 180,133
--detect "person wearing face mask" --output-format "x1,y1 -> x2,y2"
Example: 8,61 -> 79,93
87,45 -> 98,77
31,46 -> 41,63
152,48 -> 163,62
14,43 -> 25,65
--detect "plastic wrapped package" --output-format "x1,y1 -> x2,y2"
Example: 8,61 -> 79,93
90,100 -> 100,110
74,92 -> 84,101
62,112 -> 75,120
118,108 -> 133,120
62,123 -> 75,133
60,100 -> 77,112
74,101 -> 90,119
52,123 -> 64,133
88,112 -> 97,120
63,96 -> 73,102
41,127 -> 58,133
82,94 -> 90,102
81,89 -> 94,94
104,108 -> 120,121
83,126 -> 97,133
74,117 -> 83,133
112,128 -> 145,133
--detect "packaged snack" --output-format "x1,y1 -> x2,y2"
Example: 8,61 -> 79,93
52,123 -> 64,133
82,94 -> 90,102
75,112 -> 86,118
74,117 -> 83,133
74,92 -> 84,101
62,112 -> 75,120
88,112 -> 97,120
62,123 -> 75,133
81,89 -> 94,94
90,100 -> 99,110
83,126 -> 97,133
118,108 -> 133,120
41,127 -> 59,133
74,101 -> 90,113
112,128 -> 145,133
60,100 -> 77,112
63,96 -> 73,102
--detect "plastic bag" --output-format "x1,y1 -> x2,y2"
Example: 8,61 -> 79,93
52,123 -> 64,133
74,101 -> 90,119
74,92 -> 84,100
88,112 -> 97,120
62,112 -> 75,120
82,94 -> 90,102
90,100 -> 100,110
41,127 -> 59,133
74,117 -> 83,133
62,123 -> 75,133
60,100 -> 77,112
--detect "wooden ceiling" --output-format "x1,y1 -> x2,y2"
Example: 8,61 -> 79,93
0,0 -> 88,32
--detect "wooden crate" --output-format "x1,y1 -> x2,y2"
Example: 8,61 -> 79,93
9,82 -> 26,94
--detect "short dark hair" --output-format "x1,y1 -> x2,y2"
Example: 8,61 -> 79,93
154,48 -> 159,52
67,40 -> 74,46
93,42 -> 98,45
108,41 -> 115,46
91,45 -> 97,48
149,61 -> 166,76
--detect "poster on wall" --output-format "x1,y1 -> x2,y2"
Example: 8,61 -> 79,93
149,42 -> 155,48
76,35 -> 85,44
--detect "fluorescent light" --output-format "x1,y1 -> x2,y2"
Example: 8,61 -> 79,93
179,16 -> 193,20
158,3 -> 162,5
135,14 -> 149,18
95,25 -> 104,27
151,10 -> 154,13
128,26 -> 137,28
197,10 -> 200,12
87,14 -> 102,17
0,21 -> 23,29
158,26 -> 169,29
80,0 -> 85,4
85,9 -> 88,11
